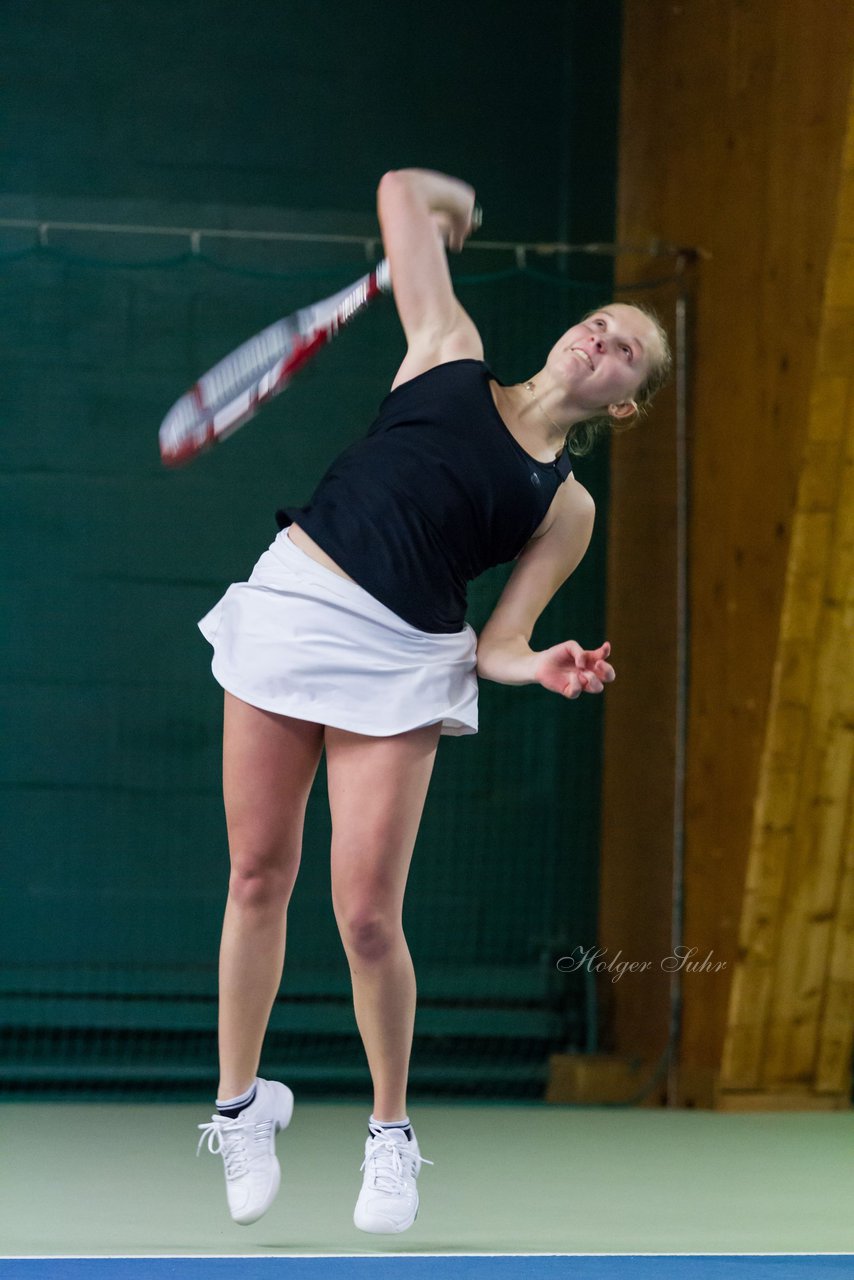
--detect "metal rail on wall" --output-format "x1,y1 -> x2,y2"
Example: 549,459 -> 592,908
0,214 -> 699,266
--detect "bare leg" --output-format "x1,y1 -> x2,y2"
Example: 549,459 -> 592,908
218,691 -> 324,1100
325,721 -> 442,1121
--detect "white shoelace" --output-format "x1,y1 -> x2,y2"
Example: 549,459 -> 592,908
360,1133 -> 434,1194
196,1116 -> 275,1181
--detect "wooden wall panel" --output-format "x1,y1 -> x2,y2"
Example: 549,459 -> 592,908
719,97 -> 854,1101
603,0 -> 854,1104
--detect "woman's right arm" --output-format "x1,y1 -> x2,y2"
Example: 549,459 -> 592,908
377,169 -> 483,371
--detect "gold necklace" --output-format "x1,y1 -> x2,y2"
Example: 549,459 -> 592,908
522,380 -> 562,432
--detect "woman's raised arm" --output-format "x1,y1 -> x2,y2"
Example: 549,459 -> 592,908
377,169 -> 480,356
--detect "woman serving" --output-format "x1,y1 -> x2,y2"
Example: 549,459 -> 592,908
195,167 -> 671,1235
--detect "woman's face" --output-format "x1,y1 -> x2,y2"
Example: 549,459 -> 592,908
546,304 -> 661,412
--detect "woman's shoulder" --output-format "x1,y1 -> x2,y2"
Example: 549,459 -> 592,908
389,317 -> 487,393
383,356 -> 494,402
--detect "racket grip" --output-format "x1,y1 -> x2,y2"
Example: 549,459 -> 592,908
471,203 -> 483,232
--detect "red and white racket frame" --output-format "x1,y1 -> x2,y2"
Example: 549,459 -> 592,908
158,258 -> 392,467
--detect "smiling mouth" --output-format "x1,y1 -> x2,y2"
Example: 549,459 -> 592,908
571,348 -> 594,371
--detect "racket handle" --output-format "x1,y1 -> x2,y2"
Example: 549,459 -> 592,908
375,258 -> 391,293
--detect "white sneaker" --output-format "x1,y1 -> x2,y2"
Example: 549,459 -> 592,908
353,1124 -> 433,1234
196,1078 -> 294,1225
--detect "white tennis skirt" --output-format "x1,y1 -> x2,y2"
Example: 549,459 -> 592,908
197,527 -> 479,737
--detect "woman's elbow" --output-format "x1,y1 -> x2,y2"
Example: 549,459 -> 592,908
377,170 -> 411,217
378,169 -> 408,194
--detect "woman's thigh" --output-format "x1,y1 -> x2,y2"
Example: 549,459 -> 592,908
222,690 -> 325,883
325,721 -> 442,922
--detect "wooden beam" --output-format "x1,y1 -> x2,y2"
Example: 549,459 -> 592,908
719,76 -> 854,1101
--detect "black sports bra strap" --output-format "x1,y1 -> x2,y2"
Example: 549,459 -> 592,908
554,450 -> 572,482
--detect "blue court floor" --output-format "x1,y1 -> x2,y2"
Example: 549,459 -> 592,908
2,1254 -> 854,1278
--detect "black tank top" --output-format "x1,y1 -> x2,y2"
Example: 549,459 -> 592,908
275,359 -> 572,634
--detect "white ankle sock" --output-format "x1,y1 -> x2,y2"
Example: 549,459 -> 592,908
369,1113 -> 413,1141
216,1080 -> 258,1113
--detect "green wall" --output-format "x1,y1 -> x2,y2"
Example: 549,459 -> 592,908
2,0 -> 619,240
0,0 -> 623,1099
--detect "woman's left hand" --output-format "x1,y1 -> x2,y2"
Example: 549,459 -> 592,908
429,208 -> 477,253
534,640 -> 615,700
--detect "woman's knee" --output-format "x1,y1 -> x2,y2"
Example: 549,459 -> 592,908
227,842 -> 301,910
336,906 -> 403,963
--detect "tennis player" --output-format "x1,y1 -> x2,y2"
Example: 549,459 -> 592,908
195,168 -> 672,1234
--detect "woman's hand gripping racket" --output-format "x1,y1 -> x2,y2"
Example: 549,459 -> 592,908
158,259 -> 393,466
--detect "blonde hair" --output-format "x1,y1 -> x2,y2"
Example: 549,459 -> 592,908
567,302 -> 673,458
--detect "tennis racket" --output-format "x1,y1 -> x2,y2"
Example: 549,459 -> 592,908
158,258 -> 392,466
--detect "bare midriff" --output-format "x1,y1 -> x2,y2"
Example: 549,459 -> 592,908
288,522 -> 357,583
